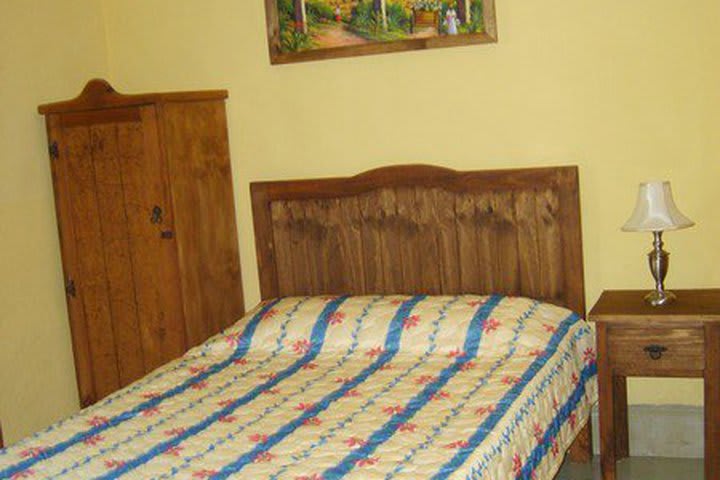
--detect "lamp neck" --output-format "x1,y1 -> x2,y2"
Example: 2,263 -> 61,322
649,230 -> 669,295
652,230 -> 664,253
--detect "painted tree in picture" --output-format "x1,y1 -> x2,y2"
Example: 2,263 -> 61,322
275,0 -> 488,54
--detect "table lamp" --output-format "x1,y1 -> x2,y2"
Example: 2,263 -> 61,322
621,181 -> 694,306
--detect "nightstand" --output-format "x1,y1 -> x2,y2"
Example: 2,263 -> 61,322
589,289 -> 720,480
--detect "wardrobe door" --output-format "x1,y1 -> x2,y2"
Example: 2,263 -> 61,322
161,100 -> 244,347
52,115 -> 123,405
115,107 -> 187,371
52,107 -> 186,405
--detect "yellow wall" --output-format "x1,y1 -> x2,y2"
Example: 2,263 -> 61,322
102,0 -> 720,407
0,1 -> 109,443
2,0 -> 720,444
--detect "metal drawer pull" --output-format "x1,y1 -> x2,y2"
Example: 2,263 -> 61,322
643,344 -> 668,360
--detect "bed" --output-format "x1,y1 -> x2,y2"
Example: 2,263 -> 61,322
0,165 -> 597,479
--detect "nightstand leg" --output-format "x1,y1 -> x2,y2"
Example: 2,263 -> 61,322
597,324 -> 617,480
613,376 -> 629,459
705,324 -> 720,480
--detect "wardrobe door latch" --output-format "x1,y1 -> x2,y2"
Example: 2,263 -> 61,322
150,206 -> 163,224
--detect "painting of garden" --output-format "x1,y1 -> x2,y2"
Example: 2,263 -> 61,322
276,0 -> 487,53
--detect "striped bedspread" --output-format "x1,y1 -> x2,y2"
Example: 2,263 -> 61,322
0,295 -> 597,480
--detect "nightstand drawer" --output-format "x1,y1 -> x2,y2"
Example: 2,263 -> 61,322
608,327 -> 705,376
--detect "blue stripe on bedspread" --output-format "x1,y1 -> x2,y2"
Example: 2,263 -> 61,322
150,296 -> 383,480
384,300 -> 539,479
321,294 -> 503,479
0,298 -> 284,480
430,312 -> 581,480
53,297 -> 311,479
96,295 -> 351,479
517,362 -> 597,479
208,294 -> 428,480
266,296 -> 461,480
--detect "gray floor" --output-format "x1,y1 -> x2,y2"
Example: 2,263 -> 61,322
557,457 -> 703,479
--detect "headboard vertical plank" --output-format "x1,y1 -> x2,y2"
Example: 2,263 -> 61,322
536,188 -> 564,302
476,193 -> 500,293
516,189 -> 542,297
270,201 -> 294,295
251,165 -> 585,316
397,188 -> 439,294
335,197 -> 367,295
432,188 -> 461,293
489,191 -> 521,296
357,193 -> 384,294
456,193 -> 485,294
252,185 -> 279,297
285,202 -> 311,295
558,168 -> 585,316
292,200 -> 320,295
384,189 -> 407,294
395,188 -> 418,293
310,198 -> 360,295
360,189 -> 406,294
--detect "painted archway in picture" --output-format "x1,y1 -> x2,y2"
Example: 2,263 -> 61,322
265,0 -> 496,64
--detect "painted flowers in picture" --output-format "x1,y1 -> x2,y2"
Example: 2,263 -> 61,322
265,0 -> 497,64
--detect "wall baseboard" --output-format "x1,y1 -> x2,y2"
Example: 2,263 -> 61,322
589,404 -> 703,458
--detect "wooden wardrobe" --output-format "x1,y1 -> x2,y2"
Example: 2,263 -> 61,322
39,80 -> 245,407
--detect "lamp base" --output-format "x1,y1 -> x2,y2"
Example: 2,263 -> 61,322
645,231 -> 676,307
645,289 -> 676,307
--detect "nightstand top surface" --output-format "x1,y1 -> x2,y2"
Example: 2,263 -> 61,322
590,289 -> 720,323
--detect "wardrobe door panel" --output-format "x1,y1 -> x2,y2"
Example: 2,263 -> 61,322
88,123 -> 146,385
47,115 -> 96,407
117,109 -> 186,371
61,125 -> 122,401
162,101 -> 244,346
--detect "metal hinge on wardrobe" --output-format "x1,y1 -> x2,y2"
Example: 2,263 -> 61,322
65,278 -> 76,298
49,141 -> 59,160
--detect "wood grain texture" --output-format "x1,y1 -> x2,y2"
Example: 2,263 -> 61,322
251,165 -> 585,316
61,107 -> 140,128
89,123 -> 146,384
612,376 -> 629,460
46,114 -> 97,407
455,192 -> 484,293
567,423 -> 592,463
608,327 -> 704,377
161,100 -> 245,346
119,108 -> 187,371
596,322 -> 617,480
705,323 -> 720,479
41,80 -> 244,406
38,79 -> 227,114
590,289 -> 720,479
590,289 -> 720,324
63,125 -> 122,401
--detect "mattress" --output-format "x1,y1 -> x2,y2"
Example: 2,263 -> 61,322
0,295 -> 597,480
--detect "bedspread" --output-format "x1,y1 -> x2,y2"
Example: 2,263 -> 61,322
0,295 -> 597,480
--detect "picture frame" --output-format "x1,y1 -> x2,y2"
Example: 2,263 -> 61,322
264,0 -> 497,64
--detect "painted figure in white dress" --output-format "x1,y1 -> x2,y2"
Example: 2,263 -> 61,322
445,8 -> 459,35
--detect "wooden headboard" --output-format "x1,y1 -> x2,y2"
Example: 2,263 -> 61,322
251,165 -> 585,316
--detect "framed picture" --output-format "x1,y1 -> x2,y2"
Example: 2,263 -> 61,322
264,0 -> 497,64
